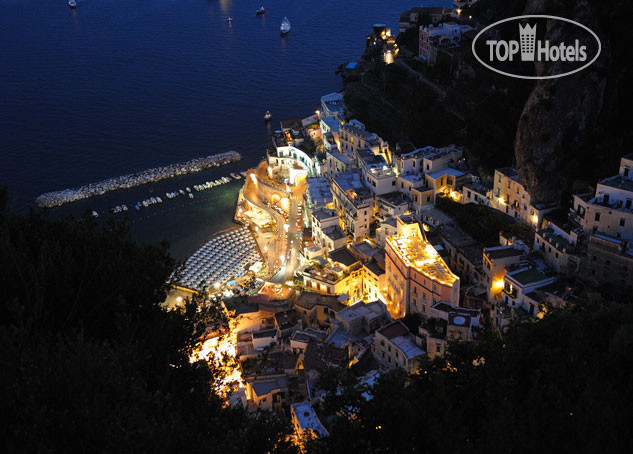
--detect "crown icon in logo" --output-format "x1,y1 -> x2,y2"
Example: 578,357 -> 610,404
519,23 -> 537,61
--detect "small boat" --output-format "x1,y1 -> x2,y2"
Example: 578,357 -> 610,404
227,17 -> 232,23
280,17 -> 291,35
231,173 -> 242,180
91,210 -> 99,217
68,0 -> 77,9
264,110 -> 272,121
256,7 -> 265,16
189,193 -> 194,199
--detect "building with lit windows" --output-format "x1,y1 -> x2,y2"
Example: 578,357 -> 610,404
491,167 -> 556,229
482,245 -> 527,302
320,92 -> 346,119
299,246 -> 364,301
385,215 -> 460,317
339,120 -> 390,164
331,171 -> 374,241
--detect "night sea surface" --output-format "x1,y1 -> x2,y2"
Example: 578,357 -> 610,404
0,0 -> 450,260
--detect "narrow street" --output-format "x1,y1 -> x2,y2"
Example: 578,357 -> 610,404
242,163 -> 305,284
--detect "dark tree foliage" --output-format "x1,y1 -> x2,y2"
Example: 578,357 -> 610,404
435,195 -> 533,246
309,301 -> 633,453
0,189 -> 296,453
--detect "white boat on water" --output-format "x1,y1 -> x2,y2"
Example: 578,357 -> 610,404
68,0 -> 77,9
231,173 -> 242,180
280,17 -> 291,35
91,210 -> 98,217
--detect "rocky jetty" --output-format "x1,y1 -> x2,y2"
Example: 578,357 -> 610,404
35,151 -> 242,208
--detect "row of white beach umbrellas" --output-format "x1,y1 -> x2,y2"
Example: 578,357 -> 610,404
173,227 -> 260,290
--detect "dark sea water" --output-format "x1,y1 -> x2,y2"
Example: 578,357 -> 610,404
0,0 -> 449,259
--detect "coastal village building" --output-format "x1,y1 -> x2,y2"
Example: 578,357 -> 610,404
572,155 -> 633,241
328,300 -> 392,350
397,172 -> 433,210
331,171 -> 374,241
580,233 -> 633,294
289,329 -> 327,355
385,215 -> 460,317
491,167 -> 555,229
419,22 -> 463,64
375,192 -> 410,219
534,221 -> 579,273
375,217 -> 398,247
305,177 -> 333,211
299,246 -> 364,301
366,24 -> 400,65
291,402 -> 329,446
339,120 -> 390,164
374,321 -> 425,373
570,155 -> 633,294
325,148 -> 356,179
462,180 -> 492,207
321,225 -> 348,252
417,306 -> 479,360
399,6 -> 448,33
294,292 -> 347,329
244,375 -> 289,412
320,92 -> 346,119
395,145 -> 463,175
395,145 -> 464,206
418,206 -> 453,230
494,267 -> 556,332
320,116 -> 342,154
310,208 -> 348,253
425,168 -> 468,202
482,245 -> 527,302
357,150 -> 397,195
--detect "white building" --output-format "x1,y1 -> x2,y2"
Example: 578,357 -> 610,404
491,167 -> 556,229
268,144 -> 318,178
572,154 -> 633,241
331,171 -> 374,241
291,402 -> 329,441
419,22 -> 463,63
320,92 -> 346,119
374,321 -> 425,373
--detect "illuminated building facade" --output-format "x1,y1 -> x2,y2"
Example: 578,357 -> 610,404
385,215 -> 460,317
491,167 -> 556,229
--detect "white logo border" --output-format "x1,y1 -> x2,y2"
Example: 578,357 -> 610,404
471,14 -> 602,80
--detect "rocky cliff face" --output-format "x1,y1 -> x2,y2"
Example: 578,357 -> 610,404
514,0 -> 630,203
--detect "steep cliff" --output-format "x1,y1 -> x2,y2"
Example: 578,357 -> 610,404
514,0 -> 632,202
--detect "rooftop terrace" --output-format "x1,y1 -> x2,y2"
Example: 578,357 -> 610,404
387,232 -> 458,286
